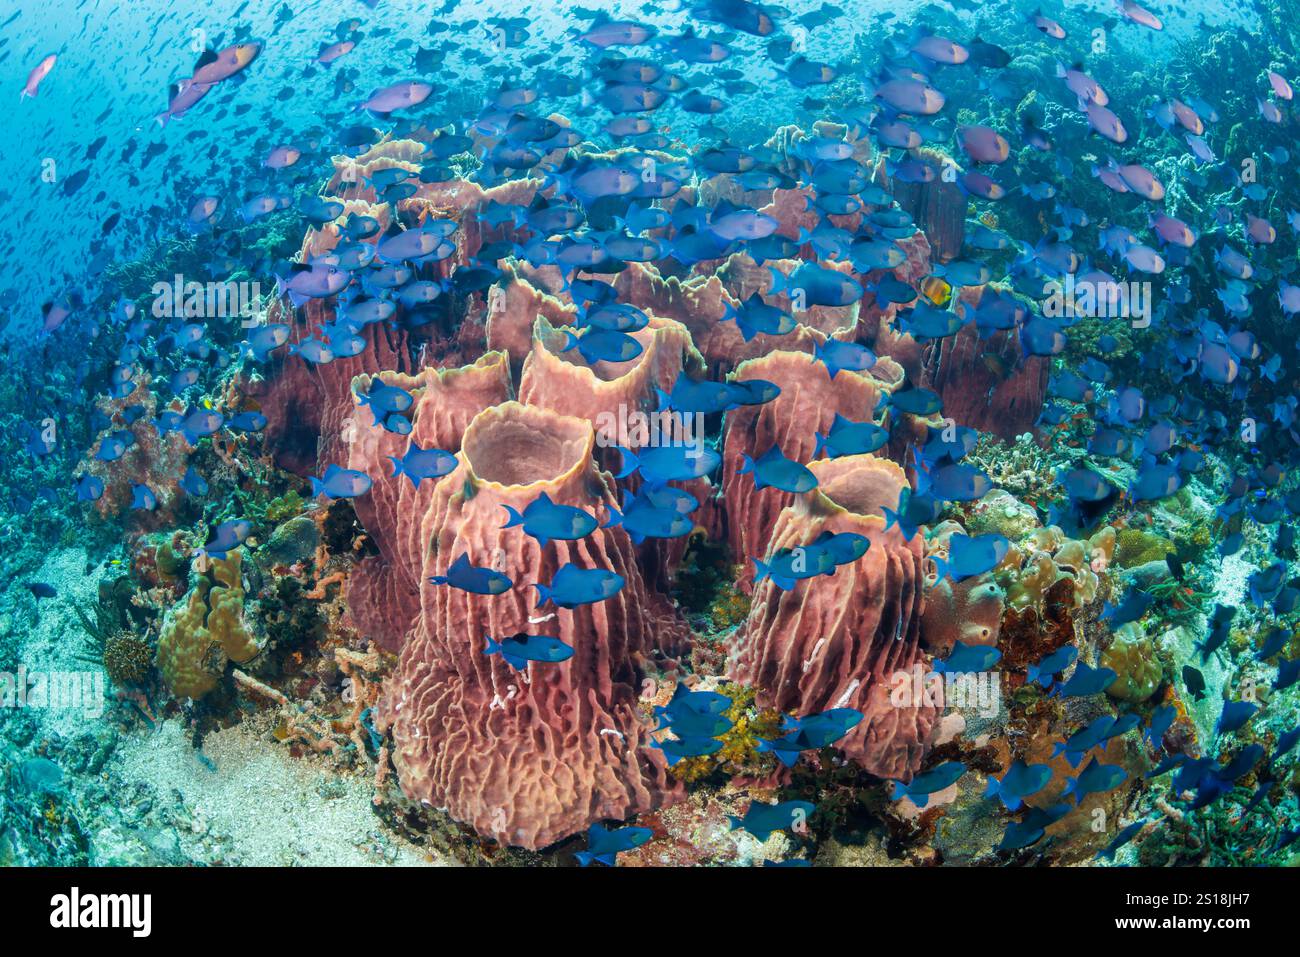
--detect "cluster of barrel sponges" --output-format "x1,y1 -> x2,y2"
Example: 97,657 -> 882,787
203,130 -> 1054,850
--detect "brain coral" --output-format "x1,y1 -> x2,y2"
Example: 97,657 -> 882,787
1101,624 -> 1163,703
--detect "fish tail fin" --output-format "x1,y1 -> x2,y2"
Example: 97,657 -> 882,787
753,558 -> 770,583
613,445 -> 639,479
602,505 -> 624,529
483,636 -> 502,656
814,432 -> 828,457
500,505 -> 524,528
308,477 -> 324,496
533,584 -> 551,608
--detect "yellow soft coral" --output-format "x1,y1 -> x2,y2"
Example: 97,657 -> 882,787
156,551 -> 260,699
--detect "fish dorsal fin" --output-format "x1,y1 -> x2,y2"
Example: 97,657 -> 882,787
194,48 -> 218,72
450,553 -> 470,571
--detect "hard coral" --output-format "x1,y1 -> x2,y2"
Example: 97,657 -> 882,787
1101,624 -> 1163,703
156,551 -> 260,700
103,633 -> 153,687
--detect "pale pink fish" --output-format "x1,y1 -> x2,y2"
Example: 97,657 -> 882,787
1259,99 -> 1283,123
187,195 -> 221,225
876,120 -> 921,148
20,54 -> 56,99
873,78 -> 945,115
1056,63 -> 1107,105
958,125 -> 1009,163
358,80 -> 434,115
1246,214 -> 1277,244
1185,133 -> 1215,163
155,78 -> 212,127
1119,0 -> 1162,30
1123,244 -> 1165,274
1092,162 -> 1129,194
1031,13 -> 1066,39
910,35 -> 969,65
1279,280 -> 1300,315
577,19 -> 656,48
960,171 -> 1006,200
1116,163 -> 1164,201
1149,213 -> 1196,248
41,297 -> 73,333
192,42 -> 262,85
1085,102 -> 1127,143
1268,70 -> 1294,100
316,40 -> 356,65
1169,99 -> 1203,135
264,145 -> 302,169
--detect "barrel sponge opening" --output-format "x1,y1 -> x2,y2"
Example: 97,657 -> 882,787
460,402 -> 592,487
808,454 -> 908,519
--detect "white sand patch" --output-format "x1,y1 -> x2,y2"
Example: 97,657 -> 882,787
4,546 -> 445,867
7,546 -> 111,739
113,716 -> 444,867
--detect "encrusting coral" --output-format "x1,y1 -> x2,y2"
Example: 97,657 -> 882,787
155,551 -> 260,700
